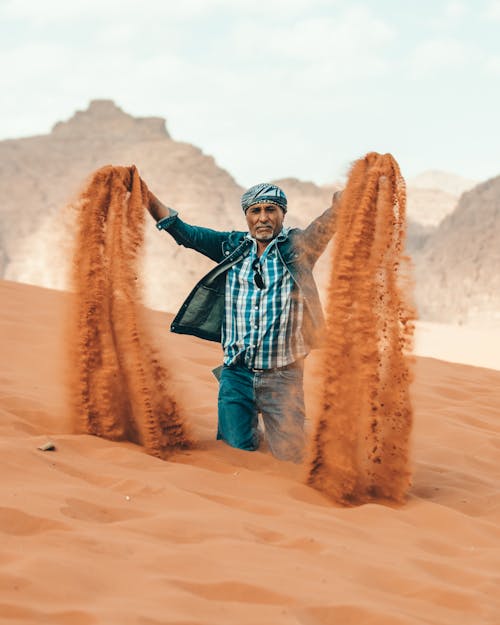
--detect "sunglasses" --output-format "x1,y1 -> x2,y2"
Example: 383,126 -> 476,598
252,258 -> 265,289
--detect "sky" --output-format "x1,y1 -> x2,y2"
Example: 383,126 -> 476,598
0,0 -> 499,187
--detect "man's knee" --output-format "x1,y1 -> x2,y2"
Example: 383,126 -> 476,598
217,427 -> 260,452
266,430 -> 305,463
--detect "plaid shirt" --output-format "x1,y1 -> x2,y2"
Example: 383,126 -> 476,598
222,228 -> 308,369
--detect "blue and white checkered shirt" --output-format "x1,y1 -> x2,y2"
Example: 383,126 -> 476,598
222,228 -> 308,369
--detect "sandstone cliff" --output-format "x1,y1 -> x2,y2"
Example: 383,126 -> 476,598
408,170 -> 477,197
414,176 -> 500,325
0,100 -> 245,313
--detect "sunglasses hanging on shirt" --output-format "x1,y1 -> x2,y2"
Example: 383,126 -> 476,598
252,258 -> 265,289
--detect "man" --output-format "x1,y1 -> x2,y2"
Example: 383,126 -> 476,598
147,183 -> 342,462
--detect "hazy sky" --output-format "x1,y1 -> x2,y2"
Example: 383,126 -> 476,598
1,0 -> 499,186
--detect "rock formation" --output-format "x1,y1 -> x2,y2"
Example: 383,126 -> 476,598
414,176 -> 500,325
0,100 -> 244,312
408,170 -> 477,196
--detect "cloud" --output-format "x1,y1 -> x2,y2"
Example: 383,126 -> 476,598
485,55 -> 500,74
429,0 -> 468,27
0,42 -> 70,88
444,1 -> 468,18
0,0 -> 335,23
226,6 -> 393,81
410,38 -> 477,76
0,0 -> 202,22
484,0 -> 500,20
0,2 -> 395,121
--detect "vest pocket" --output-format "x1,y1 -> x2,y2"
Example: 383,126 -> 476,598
181,284 -> 225,331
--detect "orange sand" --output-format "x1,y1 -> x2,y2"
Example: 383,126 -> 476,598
70,165 -> 190,458
310,153 -> 414,504
1,279 -> 499,624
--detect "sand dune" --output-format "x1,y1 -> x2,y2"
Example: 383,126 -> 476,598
1,280 -> 499,624
415,321 -> 500,372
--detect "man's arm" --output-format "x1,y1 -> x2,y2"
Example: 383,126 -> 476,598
147,191 -> 231,264
299,190 -> 342,264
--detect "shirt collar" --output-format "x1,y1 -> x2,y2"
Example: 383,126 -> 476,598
277,226 -> 289,241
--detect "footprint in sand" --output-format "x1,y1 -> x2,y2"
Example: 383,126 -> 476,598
297,604 -> 408,625
244,524 -> 285,544
0,603 -> 96,625
0,507 -> 68,535
171,580 -> 294,605
416,537 -> 462,558
190,491 -> 280,516
60,497 -> 147,524
245,525 -> 324,554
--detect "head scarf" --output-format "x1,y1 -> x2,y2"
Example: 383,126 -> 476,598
241,183 -> 287,213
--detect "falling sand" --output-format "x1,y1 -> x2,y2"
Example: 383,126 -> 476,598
308,152 -> 415,505
69,165 -> 191,459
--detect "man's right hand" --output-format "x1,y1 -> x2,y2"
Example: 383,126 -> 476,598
147,191 -> 171,221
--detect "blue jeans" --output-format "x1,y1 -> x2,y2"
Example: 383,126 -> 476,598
217,362 -> 306,463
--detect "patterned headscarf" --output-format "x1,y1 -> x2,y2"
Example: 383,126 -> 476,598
241,183 -> 287,213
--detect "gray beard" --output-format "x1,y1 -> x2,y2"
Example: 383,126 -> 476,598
254,229 -> 275,242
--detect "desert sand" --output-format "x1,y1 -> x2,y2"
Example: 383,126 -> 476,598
414,321 -> 500,372
1,279 -> 499,625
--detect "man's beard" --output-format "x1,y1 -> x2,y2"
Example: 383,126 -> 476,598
255,227 -> 274,241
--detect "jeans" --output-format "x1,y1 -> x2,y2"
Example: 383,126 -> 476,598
217,362 -> 306,463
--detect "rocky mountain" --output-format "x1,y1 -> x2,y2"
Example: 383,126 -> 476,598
0,100 -> 498,326
405,171 -> 478,237
0,100 -> 246,313
414,176 -> 500,325
405,187 -> 459,228
408,170 -> 477,196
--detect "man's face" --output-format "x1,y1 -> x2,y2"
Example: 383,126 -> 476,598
245,202 -> 285,243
